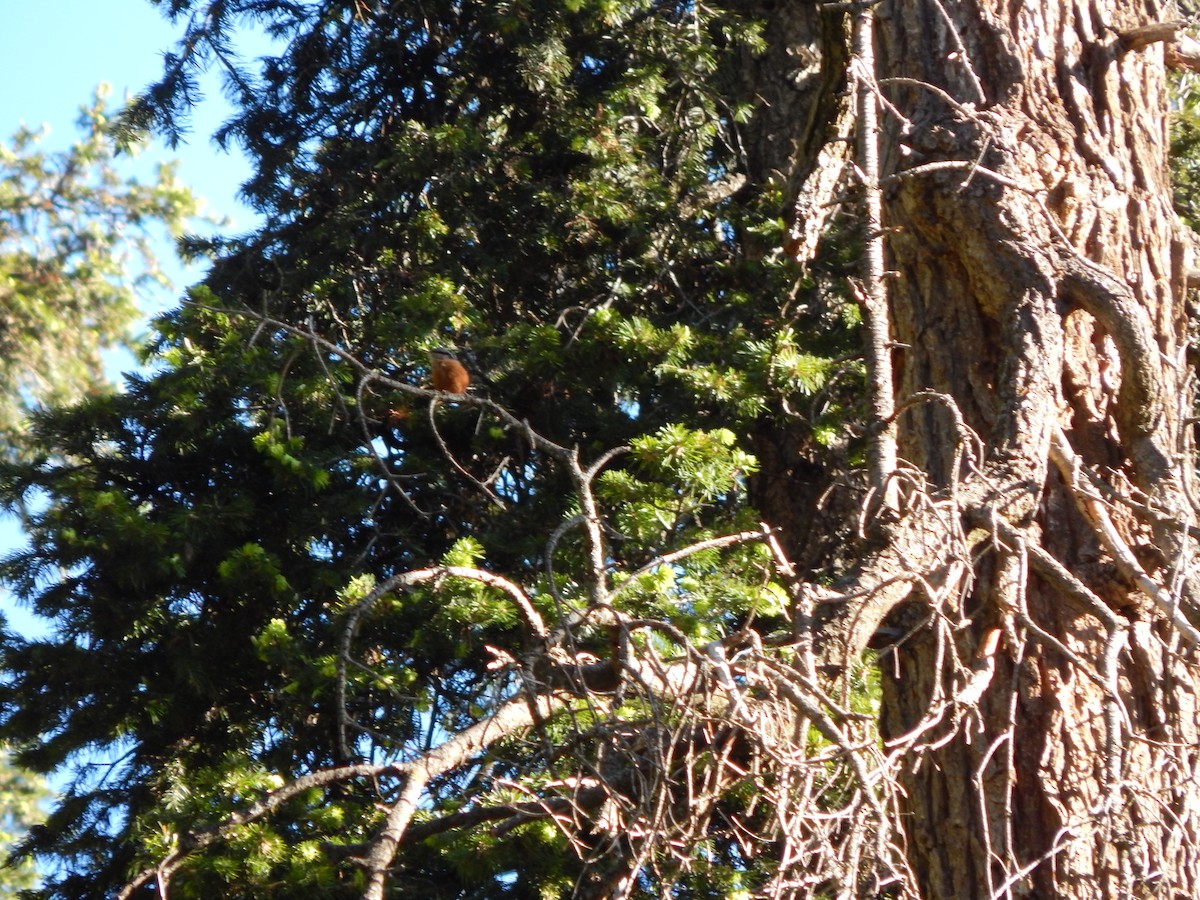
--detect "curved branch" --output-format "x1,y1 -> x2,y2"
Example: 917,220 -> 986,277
427,397 -> 506,507
336,565 -> 548,758
810,497 -> 965,671
544,512 -> 586,613
1057,254 -> 1163,437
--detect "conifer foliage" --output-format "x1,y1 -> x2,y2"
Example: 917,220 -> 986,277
3,2 -> 861,897
5,1 -> 1197,898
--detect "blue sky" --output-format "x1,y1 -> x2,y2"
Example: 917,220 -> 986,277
0,0 -> 260,636
0,0 -> 257,238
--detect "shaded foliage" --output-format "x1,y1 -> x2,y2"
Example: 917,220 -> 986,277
0,1 -> 867,897
0,84 -> 200,895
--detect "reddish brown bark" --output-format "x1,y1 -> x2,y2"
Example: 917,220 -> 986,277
868,1 -> 1200,896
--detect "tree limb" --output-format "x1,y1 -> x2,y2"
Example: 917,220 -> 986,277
1049,427 -> 1200,645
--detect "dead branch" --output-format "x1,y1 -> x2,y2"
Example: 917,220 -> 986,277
1049,427 -> 1200,645
1115,22 -> 1184,55
426,397 -> 507,507
850,3 -> 898,513
1167,32 -> 1200,71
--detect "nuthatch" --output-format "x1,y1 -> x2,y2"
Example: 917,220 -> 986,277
429,347 -> 471,394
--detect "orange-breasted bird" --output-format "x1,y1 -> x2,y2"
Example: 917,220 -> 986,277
429,347 -> 471,394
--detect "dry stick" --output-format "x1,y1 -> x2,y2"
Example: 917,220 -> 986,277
999,621 -> 1026,890
990,525 -> 1132,857
989,826 -> 1084,900
1116,22 -> 1183,55
975,727 -> 1015,899
339,566 -> 549,646
769,672 -> 893,866
1099,623 -> 1130,824
426,397 -> 507,507
1008,535 -> 1131,847
851,1 -> 898,513
981,512 -> 1132,718
1070,461 -> 1200,544
925,0 -> 987,102
1169,364 -> 1200,594
1049,427 -> 1200,646
400,789 -> 605,844
354,373 -> 427,518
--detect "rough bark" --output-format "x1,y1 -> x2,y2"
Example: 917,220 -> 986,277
865,0 -> 1200,896
740,0 -> 856,568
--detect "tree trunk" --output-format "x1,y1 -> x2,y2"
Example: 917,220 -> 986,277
868,0 -> 1200,896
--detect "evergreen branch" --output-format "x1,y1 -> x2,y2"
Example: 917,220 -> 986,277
117,762 -> 403,899
120,688 -> 572,900
336,565 -> 549,758
187,300 -> 627,607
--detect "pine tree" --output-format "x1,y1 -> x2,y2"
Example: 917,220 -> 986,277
3,2 -> 1198,898
0,86 -> 197,446
0,86 -> 197,896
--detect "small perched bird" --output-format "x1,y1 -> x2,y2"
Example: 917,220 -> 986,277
429,347 -> 471,394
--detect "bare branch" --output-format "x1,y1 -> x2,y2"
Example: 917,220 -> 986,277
427,397 -> 507,507
1116,22 -> 1183,54
851,3 -> 898,513
1049,428 -> 1200,645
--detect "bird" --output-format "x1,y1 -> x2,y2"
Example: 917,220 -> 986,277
429,347 -> 471,394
